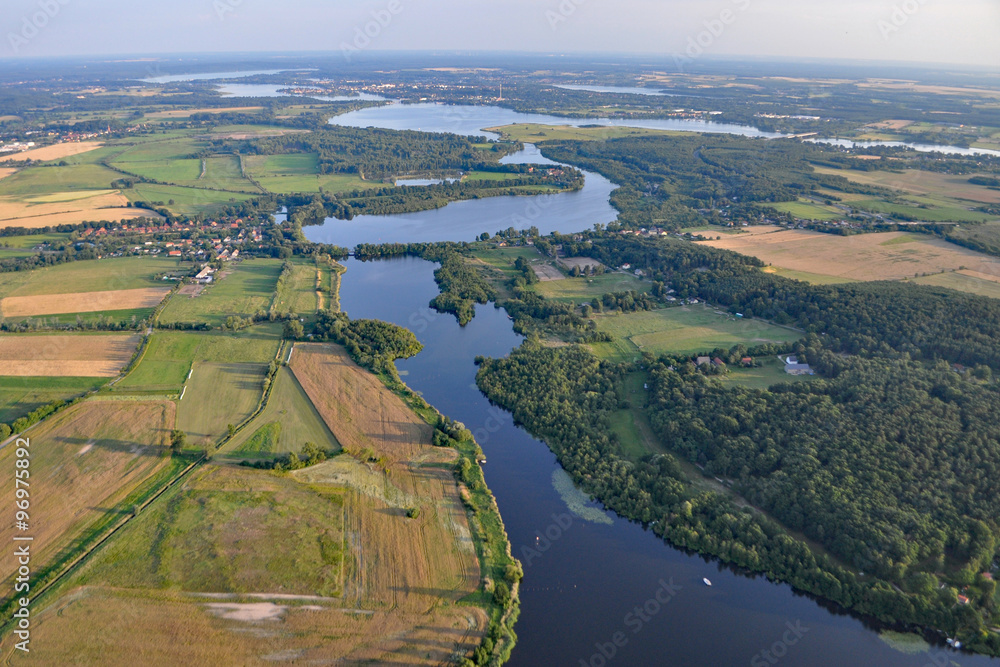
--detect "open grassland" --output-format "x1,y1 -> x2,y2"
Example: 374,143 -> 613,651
486,123 -> 682,143
1,286 -> 170,318
535,270 -> 651,303
0,334 -> 140,377
123,183 -> 253,216
0,401 -> 176,601
590,305 -> 801,361
118,327 -> 281,393
701,227 -> 1000,284
158,260 -> 283,327
225,366 -> 339,458
239,153 -> 380,195
761,265 -> 858,285
769,199 -> 842,220
272,258 -> 319,315
0,163 -> 122,197
722,355 -> 816,390
0,376 -> 105,424
0,256 -> 181,299
0,142 -> 103,163
909,270 -> 1000,300
11,460 -> 485,665
813,166 -> 1000,206
144,106 -> 265,119
176,362 -> 267,446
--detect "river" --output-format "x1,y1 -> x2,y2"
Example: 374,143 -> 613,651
337,257 -> 995,667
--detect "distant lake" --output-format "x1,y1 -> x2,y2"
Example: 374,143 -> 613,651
217,82 -> 385,101
554,83 -> 677,96
139,69 -> 293,84
810,137 -> 1000,158
330,101 -> 786,139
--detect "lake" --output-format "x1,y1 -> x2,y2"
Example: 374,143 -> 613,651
338,257 -> 993,667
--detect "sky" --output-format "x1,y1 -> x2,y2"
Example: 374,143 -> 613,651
2,0 -> 998,67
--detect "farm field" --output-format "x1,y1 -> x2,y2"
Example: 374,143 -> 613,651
486,123 -> 680,143
0,334 -> 140,377
0,401 -> 176,599
0,141 -> 103,163
768,199 -> 842,220
762,266 -> 858,285
0,256 -> 182,299
535,271 -> 651,303
909,270 -> 1000,299
175,362 -> 268,446
158,259 -> 283,327
0,376 -> 105,424
0,286 -> 170,318
272,257 -> 320,315
700,227 -> 1000,284
224,366 -> 339,458
123,182 -> 254,216
590,305 -> 802,362
117,327 -> 282,392
0,189 -> 160,229
0,163 -> 123,197
723,355 -> 817,390
813,165 -> 1000,205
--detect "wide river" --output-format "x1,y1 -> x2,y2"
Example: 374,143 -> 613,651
319,102 -> 999,666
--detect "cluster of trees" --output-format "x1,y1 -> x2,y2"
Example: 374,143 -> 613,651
429,253 -> 497,325
476,342 -> 1000,653
242,442 -> 335,472
312,311 -> 423,375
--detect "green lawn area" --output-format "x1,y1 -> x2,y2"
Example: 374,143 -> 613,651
0,376 -> 105,424
535,271 -> 650,304
117,327 -> 282,393
0,256 -> 183,299
119,158 -> 203,184
176,362 -> 267,446
111,137 -> 205,163
223,366 -> 340,459
244,153 -> 381,194
123,183 -> 253,216
590,304 -> 803,362
722,355 -> 816,390
158,260 -> 283,327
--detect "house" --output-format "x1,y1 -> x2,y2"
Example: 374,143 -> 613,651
167,250 -> 182,257
712,357 -> 726,367
957,595 -> 970,605
983,573 -> 994,582
696,356 -> 711,367
741,357 -> 753,367
784,362 -> 814,376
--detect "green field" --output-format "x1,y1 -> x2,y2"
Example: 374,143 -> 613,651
590,305 -> 803,361
722,355 -> 816,390
535,271 -> 650,303
0,256 -> 182,299
176,362 -> 267,446
0,376 -> 105,424
74,463 -> 345,596
225,366 -> 340,458
769,199 -> 842,221
158,260 -> 283,327
910,271 -> 1000,300
0,163 -> 122,196
123,183 -> 254,215
272,258 -> 320,315
117,327 -> 282,392
762,266 -> 859,285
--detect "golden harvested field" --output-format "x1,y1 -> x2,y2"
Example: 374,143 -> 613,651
145,106 -> 263,119
0,190 -> 163,229
0,287 -> 170,318
0,141 -> 102,163
701,227 -> 1000,283
0,334 -> 140,377
0,400 -> 175,593
813,166 -> 1000,205
0,168 -> 15,181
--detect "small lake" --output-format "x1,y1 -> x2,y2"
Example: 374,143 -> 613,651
217,82 -> 385,101
140,69 -> 294,84
338,257 -> 994,667
554,83 -> 678,96
302,144 -> 617,247
809,137 -> 1000,158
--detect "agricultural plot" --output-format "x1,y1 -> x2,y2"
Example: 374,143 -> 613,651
122,183 -> 254,216
535,271 -> 651,303
0,334 -> 140,377
175,362 -> 268,446
0,141 -> 103,163
272,258 -> 320,315
701,227 -> 1000,284
158,259 -> 283,327
910,271 -> 1000,300
118,328 -> 282,393
0,188 -> 160,229
0,256 -> 181,300
813,165 -> 1000,205
590,305 -> 802,361
1,287 -> 170,318
224,366 -> 339,459
0,163 -> 122,197
0,376 -> 105,424
0,401 -> 177,602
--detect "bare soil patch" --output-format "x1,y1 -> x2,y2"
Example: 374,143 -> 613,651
1,287 -> 170,318
558,256 -> 606,272
532,262 -> 565,282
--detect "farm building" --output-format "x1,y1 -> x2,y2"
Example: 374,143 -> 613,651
785,362 -> 814,376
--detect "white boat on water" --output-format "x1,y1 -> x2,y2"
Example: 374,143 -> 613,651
703,578 -> 712,587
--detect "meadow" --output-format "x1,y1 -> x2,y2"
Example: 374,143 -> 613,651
534,270 -> 651,303
701,227 -> 1000,285
158,260 -> 283,327
271,257 -> 320,316
590,305 -> 802,361
0,334 -> 141,377
0,376 -> 105,424
175,362 -> 268,447
0,256 -> 181,299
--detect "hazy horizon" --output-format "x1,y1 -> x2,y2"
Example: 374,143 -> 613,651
2,0 -> 997,68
